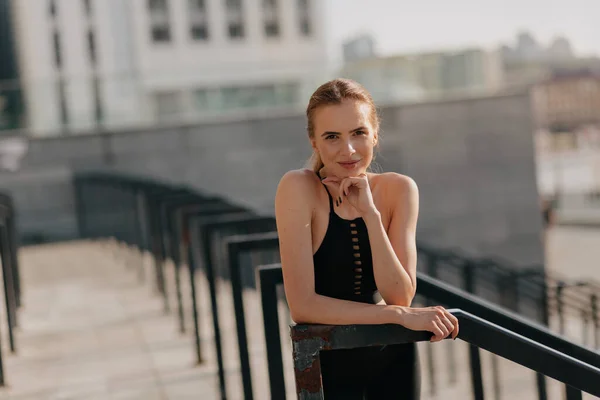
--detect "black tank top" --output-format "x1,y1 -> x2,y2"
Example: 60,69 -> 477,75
313,172 -> 382,304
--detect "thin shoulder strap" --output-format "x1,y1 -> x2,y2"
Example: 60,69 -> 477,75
316,170 -> 334,212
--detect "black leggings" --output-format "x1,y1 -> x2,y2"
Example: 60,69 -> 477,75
319,343 -> 420,399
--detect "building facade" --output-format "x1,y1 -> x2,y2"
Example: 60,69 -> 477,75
10,0 -> 329,136
532,70 -> 600,132
340,48 -> 504,104
0,0 -> 22,132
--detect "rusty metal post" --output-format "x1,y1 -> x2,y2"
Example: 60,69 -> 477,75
291,326 -> 327,400
591,294 -> 598,349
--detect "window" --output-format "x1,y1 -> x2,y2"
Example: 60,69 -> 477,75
93,77 -> 102,125
87,31 -> 96,65
297,0 -> 311,37
53,31 -> 62,68
189,0 -> 209,41
226,0 -> 242,8
225,0 -> 245,39
83,0 -> 92,16
300,18 -> 311,36
194,89 -> 210,111
49,0 -> 57,17
191,26 -> 208,40
190,0 -> 205,8
221,84 -> 278,109
264,22 -> 279,37
57,79 -> 68,127
152,26 -> 171,42
154,91 -> 182,121
148,0 -> 171,43
148,0 -> 168,10
278,82 -> 300,105
263,0 -> 279,38
228,23 -> 244,38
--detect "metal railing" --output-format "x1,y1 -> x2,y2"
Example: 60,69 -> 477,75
257,264 -> 600,399
0,192 -> 22,386
72,171 -> 600,399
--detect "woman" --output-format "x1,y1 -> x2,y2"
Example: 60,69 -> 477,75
274,78 -> 459,399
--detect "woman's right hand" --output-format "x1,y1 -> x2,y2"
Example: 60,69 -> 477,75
396,306 -> 459,342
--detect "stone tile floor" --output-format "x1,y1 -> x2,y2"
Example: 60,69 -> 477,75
0,227 -> 597,399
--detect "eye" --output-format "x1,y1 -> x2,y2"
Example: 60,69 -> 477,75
325,134 -> 337,140
354,130 -> 366,136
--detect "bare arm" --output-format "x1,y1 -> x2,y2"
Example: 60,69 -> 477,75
275,170 -> 402,325
275,170 -> 457,342
364,174 -> 419,306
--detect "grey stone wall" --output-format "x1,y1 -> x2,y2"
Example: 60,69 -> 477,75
0,92 -> 544,265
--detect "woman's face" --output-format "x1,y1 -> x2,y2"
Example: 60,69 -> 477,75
311,99 -> 377,178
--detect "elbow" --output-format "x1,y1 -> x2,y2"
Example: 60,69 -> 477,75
385,296 -> 412,307
289,306 -> 307,324
288,295 -> 317,324
383,285 -> 417,307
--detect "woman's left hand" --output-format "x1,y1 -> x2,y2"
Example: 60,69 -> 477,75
322,174 -> 378,217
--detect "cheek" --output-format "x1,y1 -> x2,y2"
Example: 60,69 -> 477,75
356,140 -> 374,155
317,143 -> 336,160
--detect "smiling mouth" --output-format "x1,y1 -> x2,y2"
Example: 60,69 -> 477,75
338,160 -> 360,168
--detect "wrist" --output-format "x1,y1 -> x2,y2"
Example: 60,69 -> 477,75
362,208 -> 381,224
388,305 -> 407,325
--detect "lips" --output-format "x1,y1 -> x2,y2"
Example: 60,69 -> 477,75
338,160 -> 360,169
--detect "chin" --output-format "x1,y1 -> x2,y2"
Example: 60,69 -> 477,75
338,166 -> 367,177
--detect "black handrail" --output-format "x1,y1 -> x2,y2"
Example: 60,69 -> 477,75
419,243 -> 600,343
257,264 -> 600,399
450,310 -> 600,396
417,273 -> 600,369
72,172 -> 600,399
289,309 -> 600,399
421,244 -> 597,320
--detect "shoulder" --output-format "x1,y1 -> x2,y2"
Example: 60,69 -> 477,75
371,173 -> 419,222
277,168 -> 320,194
275,169 -> 320,212
370,172 -> 418,198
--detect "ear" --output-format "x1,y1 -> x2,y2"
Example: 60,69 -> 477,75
310,138 -> 317,152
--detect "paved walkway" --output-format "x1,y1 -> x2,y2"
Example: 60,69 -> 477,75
0,227 -> 597,399
0,241 -> 220,400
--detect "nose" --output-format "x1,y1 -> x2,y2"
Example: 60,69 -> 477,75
340,138 -> 356,156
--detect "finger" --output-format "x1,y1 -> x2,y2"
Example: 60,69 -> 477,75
447,312 -> 460,339
440,315 -> 455,338
437,317 -> 450,338
343,177 -> 366,196
350,175 -> 369,187
321,177 -> 341,185
321,178 -> 340,192
340,179 -> 353,197
430,321 -> 445,342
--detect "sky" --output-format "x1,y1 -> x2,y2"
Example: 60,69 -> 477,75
325,0 -> 600,62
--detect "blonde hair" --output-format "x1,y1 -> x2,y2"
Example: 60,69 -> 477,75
304,78 -> 380,172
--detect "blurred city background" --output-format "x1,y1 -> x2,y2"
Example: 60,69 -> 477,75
0,0 -> 599,399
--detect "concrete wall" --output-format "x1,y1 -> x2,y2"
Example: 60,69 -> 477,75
0,91 -> 545,265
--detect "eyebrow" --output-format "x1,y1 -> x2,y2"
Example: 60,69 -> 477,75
321,126 -> 367,137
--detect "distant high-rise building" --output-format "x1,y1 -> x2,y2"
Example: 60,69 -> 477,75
8,0 -> 330,136
0,0 -> 22,132
342,34 -> 376,63
500,32 -> 587,88
516,31 -> 543,61
547,37 -> 574,61
340,47 -> 503,103
532,70 -> 600,131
